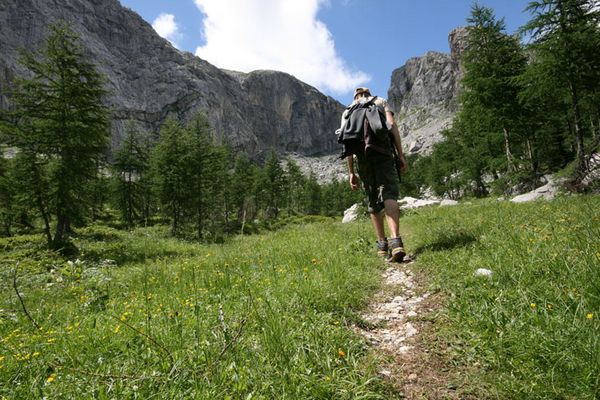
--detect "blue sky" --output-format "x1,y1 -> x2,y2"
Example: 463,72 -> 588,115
118,0 -> 532,105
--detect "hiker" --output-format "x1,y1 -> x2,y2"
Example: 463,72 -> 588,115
337,87 -> 408,262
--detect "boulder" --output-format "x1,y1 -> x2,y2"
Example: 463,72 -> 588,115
581,153 -> 600,189
398,196 -> 440,210
342,203 -> 361,223
510,176 -> 564,203
439,199 -> 458,206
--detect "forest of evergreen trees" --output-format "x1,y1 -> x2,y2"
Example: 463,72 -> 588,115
0,23 -> 361,245
1,1 -> 599,247
401,1 -> 600,198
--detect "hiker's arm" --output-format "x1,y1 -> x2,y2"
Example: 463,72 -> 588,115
386,111 -> 407,173
347,155 -> 359,190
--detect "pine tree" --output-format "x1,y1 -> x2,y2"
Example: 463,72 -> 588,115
112,122 -> 151,227
302,171 -> 322,215
8,151 -> 53,241
150,117 -> 192,236
187,113 -> 229,239
521,0 -> 600,179
1,22 -> 110,246
0,153 -> 15,235
229,153 -> 258,232
257,150 -> 286,219
459,5 -> 528,190
282,157 -> 306,215
150,114 -> 229,238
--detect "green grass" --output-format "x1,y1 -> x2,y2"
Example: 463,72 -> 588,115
403,195 -> 600,399
1,195 -> 599,399
1,220 -> 396,399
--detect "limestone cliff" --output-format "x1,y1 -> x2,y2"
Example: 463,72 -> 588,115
0,0 -> 343,156
387,27 -> 468,155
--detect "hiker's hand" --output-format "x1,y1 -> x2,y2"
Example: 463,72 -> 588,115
398,155 -> 408,173
349,173 -> 359,190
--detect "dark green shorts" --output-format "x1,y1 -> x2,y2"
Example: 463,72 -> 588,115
356,153 -> 399,213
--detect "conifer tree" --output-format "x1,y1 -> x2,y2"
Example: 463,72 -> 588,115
257,150 -> 286,219
283,157 -> 306,215
150,117 -> 191,236
462,5 -> 528,176
521,0 -> 600,178
425,5 -> 530,196
187,113 -> 228,239
0,154 -> 15,235
229,153 -> 258,231
229,154 -> 250,218
302,171 -> 322,215
112,122 -> 151,227
8,151 -> 54,241
1,22 -> 110,246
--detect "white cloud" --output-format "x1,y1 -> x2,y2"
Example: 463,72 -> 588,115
193,0 -> 369,95
152,13 -> 181,48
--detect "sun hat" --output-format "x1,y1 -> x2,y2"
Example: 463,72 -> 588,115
353,87 -> 371,99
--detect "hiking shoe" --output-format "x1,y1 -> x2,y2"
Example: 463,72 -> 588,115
387,237 -> 406,263
376,239 -> 389,258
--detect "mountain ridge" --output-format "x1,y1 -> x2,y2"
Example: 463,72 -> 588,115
387,27 -> 468,155
0,0 -> 344,157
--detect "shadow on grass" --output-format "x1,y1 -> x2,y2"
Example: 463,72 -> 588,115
412,232 -> 478,255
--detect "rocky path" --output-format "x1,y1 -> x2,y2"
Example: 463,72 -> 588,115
354,260 -> 464,399
356,262 -> 429,357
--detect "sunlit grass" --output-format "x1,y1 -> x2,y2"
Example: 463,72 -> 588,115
0,220 -> 397,399
2,195 -> 599,398
404,195 -> 600,399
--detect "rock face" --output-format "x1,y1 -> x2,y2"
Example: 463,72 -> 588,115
510,176 -> 566,203
0,0 -> 344,156
387,27 -> 468,155
284,153 -> 347,185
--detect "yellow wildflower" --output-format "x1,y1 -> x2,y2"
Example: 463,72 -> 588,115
46,374 -> 56,383
587,313 -> 594,320
338,348 -> 346,358
530,303 -> 536,310
114,324 -> 121,334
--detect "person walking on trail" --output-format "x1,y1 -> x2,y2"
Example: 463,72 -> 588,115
337,87 -> 408,262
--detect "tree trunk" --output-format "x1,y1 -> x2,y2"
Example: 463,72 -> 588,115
29,160 -> 53,244
126,172 -> 133,227
54,213 -> 67,244
171,204 -> 178,236
526,138 -> 537,178
197,207 -> 203,240
503,127 -> 515,172
240,208 -> 246,236
568,80 -> 587,178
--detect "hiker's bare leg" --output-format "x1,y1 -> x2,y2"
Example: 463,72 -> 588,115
370,211 -> 386,242
383,199 -> 400,238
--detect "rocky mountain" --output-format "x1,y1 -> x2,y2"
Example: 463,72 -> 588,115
388,27 -> 468,155
0,0 -> 344,157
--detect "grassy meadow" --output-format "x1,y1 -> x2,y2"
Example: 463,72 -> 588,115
1,195 -> 599,399
407,195 -> 600,399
